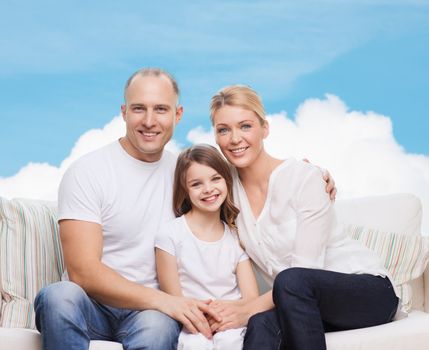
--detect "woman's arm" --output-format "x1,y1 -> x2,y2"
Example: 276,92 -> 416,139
292,166 -> 335,269
155,248 -> 183,296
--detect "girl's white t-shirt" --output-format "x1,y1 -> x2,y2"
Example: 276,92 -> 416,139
155,215 -> 249,300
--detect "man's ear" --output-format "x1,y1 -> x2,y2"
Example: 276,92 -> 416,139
121,104 -> 127,121
175,105 -> 184,125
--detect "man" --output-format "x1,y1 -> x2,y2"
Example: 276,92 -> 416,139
34,68 -> 336,349
34,68 -> 219,350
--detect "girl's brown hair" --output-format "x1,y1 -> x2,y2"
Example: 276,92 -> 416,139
173,144 -> 239,229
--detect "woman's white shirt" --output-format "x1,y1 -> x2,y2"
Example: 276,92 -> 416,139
232,158 -> 391,289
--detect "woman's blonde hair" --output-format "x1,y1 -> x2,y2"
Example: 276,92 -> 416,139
210,85 -> 266,125
173,144 -> 239,229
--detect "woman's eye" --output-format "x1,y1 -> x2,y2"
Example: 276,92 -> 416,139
241,124 -> 251,130
217,128 -> 228,135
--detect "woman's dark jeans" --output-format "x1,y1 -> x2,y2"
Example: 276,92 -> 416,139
244,268 -> 398,350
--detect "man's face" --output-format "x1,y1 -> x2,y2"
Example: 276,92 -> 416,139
120,75 -> 183,162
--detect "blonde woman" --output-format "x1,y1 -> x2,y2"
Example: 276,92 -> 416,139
207,85 -> 399,350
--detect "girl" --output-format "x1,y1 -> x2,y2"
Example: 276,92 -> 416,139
155,144 -> 259,350
207,85 -> 399,350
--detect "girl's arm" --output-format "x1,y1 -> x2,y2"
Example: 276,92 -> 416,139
236,259 -> 259,300
155,248 -> 183,297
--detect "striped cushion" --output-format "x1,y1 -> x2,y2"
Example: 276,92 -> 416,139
348,226 -> 429,312
0,197 -> 63,328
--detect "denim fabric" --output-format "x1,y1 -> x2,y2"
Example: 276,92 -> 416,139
244,268 -> 398,350
34,281 -> 180,350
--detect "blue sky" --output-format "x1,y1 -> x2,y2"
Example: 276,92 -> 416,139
1,0 -> 428,177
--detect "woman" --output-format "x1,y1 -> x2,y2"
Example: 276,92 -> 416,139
207,85 -> 399,350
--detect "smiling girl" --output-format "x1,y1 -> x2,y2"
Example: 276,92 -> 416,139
155,144 -> 259,350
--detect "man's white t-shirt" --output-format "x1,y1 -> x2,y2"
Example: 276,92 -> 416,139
155,215 -> 249,301
58,140 -> 176,288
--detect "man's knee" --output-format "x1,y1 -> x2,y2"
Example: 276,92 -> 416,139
124,310 -> 180,350
136,309 -> 179,333
35,281 -> 87,312
34,281 -> 89,333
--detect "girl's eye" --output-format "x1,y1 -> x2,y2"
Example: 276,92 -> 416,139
191,182 -> 201,187
212,176 -> 222,181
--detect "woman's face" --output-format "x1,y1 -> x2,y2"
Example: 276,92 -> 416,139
213,105 -> 268,168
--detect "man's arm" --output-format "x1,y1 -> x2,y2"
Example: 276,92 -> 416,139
60,219 -> 219,338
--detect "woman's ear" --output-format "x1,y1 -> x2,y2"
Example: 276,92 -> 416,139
262,120 -> 269,139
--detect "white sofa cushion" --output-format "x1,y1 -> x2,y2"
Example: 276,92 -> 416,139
0,328 -> 123,350
326,310 -> 429,350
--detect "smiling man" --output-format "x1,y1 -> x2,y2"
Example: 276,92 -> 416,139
34,68 -> 219,350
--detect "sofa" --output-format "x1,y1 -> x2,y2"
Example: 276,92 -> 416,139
1,193 -> 429,350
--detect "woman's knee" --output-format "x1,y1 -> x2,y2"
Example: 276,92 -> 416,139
273,268 -> 317,304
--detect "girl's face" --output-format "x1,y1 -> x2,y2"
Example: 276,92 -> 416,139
213,105 -> 268,169
186,162 -> 227,214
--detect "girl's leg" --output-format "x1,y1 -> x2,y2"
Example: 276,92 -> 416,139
177,330 -> 213,350
213,327 -> 246,350
273,268 -> 398,350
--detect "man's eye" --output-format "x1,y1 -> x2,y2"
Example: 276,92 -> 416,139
156,106 -> 168,113
133,106 -> 144,112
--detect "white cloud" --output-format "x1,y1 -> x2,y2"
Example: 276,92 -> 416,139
1,95 -> 428,233
187,94 -> 429,234
0,115 -> 180,201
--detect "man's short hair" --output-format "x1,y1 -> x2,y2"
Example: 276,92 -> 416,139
124,68 -> 180,103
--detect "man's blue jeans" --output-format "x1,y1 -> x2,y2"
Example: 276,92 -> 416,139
244,268 -> 398,350
34,281 -> 180,350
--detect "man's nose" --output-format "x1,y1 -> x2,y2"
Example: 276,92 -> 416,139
142,110 -> 155,127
